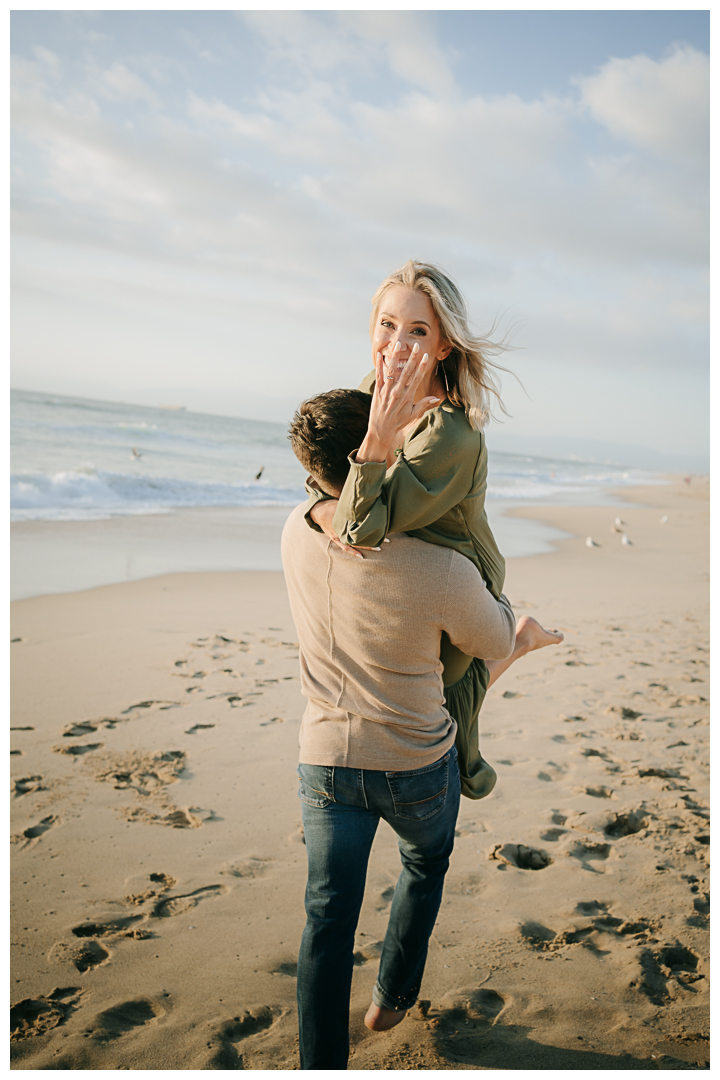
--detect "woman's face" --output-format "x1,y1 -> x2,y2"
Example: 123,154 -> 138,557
372,285 -> 450,371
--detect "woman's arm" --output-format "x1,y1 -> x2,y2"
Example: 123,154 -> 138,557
332,409 -> 479,548
304,478 -> 333,533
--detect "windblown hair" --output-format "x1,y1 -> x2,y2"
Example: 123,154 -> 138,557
370,260 -> 511,431
288,389 -> 372,492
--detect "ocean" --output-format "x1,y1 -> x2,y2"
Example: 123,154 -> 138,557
11,388 -> 661,522
10,388 -> 664,599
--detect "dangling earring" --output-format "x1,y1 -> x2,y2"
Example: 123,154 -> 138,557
439,359 -> 450,393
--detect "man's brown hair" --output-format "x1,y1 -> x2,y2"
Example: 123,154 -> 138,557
288,389 -> 372,492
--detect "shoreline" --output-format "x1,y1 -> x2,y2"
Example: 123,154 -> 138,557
10,474 -> 699,603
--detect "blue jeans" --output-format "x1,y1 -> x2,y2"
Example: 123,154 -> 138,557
296,745 -> 461,1070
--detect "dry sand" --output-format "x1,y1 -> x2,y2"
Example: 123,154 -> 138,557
10,478 -> 709,1070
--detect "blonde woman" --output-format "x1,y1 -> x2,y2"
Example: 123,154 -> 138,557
307,260 -> 563,797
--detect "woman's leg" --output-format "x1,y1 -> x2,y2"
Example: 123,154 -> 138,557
485,615 -> 564,688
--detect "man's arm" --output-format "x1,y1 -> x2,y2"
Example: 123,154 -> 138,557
441,552 -> 515,660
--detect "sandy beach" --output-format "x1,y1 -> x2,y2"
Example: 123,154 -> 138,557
10,477 -> 709,1070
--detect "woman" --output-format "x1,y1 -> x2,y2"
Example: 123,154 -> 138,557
306,260 -> 563,798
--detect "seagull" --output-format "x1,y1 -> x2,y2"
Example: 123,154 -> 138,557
254,467 -> 264,481
614,517 -> 626,528
660,515 -> 668,524
611,522 -> 623,533
586,537 -> 601,548
621,534 -> 633,546
130,446 -> 143,460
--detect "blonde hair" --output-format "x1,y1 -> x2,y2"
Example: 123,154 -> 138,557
370,259 -> 510,431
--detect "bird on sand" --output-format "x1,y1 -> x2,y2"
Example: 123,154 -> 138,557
586,537 -> 601,548
614,517 -> 626,528
255,467 -> 264,481
611,522 -> 623,533
130,447 -> 143,460
621,534 -> 633,546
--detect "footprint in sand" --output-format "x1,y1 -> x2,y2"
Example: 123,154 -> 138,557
569,839 -> 613,864
423,988 -> 507,1047
605,705 -> 643,719
519,921 -> 556,949
537,762 -> 567,782
50,939 -> 112,973
71,914 -> 152,940
603,810 -> 649,839
185,724 -> 216,734
221,857 -> 274,879
123,871 -> 178,905
11,988 -> 85,1041
54,743 -> 104,757
63,721 -> 98,737
89,749 -> 187,793
353,935 -> 384,966
85,998 -> 166,1040
454,821 -> 487,838
629,942 -> 703,1006
198,1006 -> 283,1070
269,959 -> 298,977
12,775 -> 45,797
152,884 -> 230,918
539,826 -> 567,842
575,900 -> 610,916
120,700 -> 181,715
488,843 -> 552,870
11,814 -> 61,849
121,806 -> 206,829
580,785 -> 615,799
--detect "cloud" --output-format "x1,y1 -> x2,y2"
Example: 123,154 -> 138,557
576,45 -> 709,161
95,62 -> 160,107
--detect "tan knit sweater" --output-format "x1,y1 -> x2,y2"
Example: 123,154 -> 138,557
281,503 -> 516,770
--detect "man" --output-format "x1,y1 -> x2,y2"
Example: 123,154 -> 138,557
281,389 -> 516,1070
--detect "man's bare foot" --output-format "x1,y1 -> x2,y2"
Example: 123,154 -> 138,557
364,1003 -> 407,1032
515,615 -> 564,655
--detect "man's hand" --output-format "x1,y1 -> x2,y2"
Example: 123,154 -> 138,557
309,498 -> 388,559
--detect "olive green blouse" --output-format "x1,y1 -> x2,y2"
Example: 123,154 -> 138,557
306,370 -> 505,601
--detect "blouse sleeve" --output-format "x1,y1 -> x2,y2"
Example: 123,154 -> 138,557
332,406 -> 480,549
302,370 -> 377,532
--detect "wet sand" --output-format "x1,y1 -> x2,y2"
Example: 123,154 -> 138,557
10,477 -> 709,1069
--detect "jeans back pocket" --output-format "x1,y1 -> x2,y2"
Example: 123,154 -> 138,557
297,764 -> 334,808
387,753 -> 449,821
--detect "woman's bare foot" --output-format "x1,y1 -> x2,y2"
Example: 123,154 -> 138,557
515,615 -> 564,654
486,616 -> 564,688
364,1003 -> 407,1032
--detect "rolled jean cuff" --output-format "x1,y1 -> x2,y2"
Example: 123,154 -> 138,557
372,981 -> 416,1012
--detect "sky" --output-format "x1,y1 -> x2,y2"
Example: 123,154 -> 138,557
10,10 -> 710,459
